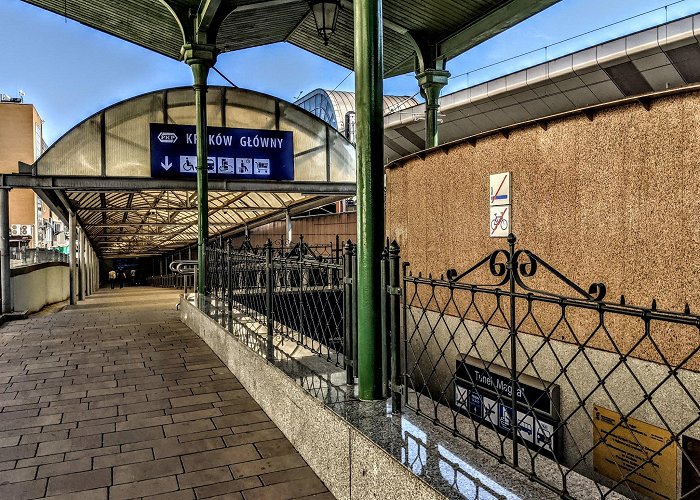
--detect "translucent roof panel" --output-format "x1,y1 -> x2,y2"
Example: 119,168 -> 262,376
37,86 -> 355,184
294,89 -> 418,137
32,86 -> 355,257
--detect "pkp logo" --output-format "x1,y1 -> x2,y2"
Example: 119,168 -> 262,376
158,132 -> 178,144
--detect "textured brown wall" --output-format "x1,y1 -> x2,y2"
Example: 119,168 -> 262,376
387,90 -> 700,367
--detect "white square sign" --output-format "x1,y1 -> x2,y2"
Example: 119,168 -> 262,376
254,158 -> 270,175
490,205 -> 510,238
206,157 -> 216,173
489,172 -> 511,206
483,396 -> 498,426
236,158 -> 253,175
517,410 -> 535,443
179,155 -> 197,173
218,157 -> 235,174
535,419 -> 555,453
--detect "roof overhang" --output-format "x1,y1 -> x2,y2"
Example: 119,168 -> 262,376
22,0 -> 560,77
24,86 -> 356,258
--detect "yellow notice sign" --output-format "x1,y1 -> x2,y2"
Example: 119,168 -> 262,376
593,405 -> 677,500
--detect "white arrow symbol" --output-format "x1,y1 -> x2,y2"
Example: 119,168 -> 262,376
161,156 -> 173,171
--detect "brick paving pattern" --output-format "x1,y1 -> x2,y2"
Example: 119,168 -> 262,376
0,287 -> 334,500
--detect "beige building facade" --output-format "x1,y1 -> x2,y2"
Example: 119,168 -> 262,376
0,100 -> 60,248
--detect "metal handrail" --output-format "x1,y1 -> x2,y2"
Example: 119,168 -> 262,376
170,260 -> 197,275
169,260 -> 198,301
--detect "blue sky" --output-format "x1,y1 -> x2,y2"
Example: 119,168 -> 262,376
1,0 -> 697,144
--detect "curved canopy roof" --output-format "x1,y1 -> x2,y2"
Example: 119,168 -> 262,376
22,0 -> 559,78
295,89 -> 417,136
26,86 -> 355,258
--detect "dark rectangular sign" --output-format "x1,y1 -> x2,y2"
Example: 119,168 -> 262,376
455,355 -> 561,459
149,123 -> 294,180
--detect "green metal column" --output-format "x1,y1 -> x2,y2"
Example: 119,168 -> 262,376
416,66 -> 450,149
183,44 -> 217,295
69,211 -> 76,305
354,0 -> 385,400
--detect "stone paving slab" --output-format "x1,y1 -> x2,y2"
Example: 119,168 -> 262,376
0,287 -> 333,500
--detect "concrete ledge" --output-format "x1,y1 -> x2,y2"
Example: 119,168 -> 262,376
180,298 -> 445,500
10,260 -> 68,277
0,311 -> 28,326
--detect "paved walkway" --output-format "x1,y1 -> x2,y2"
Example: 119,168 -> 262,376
0,287 -> 333,500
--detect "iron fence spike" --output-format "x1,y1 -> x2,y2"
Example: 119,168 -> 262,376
685,303 -> 691,315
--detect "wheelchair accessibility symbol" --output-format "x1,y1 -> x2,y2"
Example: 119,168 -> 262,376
179,155 -> 197,173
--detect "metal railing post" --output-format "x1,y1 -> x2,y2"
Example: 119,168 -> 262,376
298,236 -> 305,347
507,233 -> 518,466
380,243 -> 389,398
389,241 -> 402,413
351,243 -> 358,379
265,240 -> 274,361
226,239 -> 233,312
343,240 -> 354,385
402,261 -> 409,408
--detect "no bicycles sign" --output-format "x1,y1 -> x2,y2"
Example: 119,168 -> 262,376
489,172 -> 511,238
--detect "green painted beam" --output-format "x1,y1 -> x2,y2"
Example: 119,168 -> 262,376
182,44 -> 218,295
355,0 -> 385,400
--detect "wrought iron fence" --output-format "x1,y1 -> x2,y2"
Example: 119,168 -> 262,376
401,234 -> 700,499
204,236 -> 356,372
148,273 -> 194,290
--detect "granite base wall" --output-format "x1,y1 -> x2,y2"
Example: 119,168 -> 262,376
180,298 -> 444,500
406,308 -> 698,495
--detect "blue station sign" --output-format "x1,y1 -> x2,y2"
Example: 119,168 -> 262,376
149,123 -> 294,180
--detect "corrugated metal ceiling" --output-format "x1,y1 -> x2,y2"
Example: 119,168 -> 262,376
21,0 -> 560,77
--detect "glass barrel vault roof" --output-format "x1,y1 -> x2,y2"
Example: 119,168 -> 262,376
33,86 -> 355,257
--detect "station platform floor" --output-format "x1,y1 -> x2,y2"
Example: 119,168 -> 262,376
0,287 -> 333,500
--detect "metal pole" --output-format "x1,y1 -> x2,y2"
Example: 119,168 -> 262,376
285,211 -> 292,246
380,245 -> 389,398
78,230 -> 85,301
508,233 -> 518,466
265,239 -> 274,361
354,0 -> 385,400
343,240 -> 354,385
85,245 -> 90,296
389,241 -> 401,413
0,190 -> 11,314
69,211 -> 77,305
416,67 -> 450,149
90,248 -> 95,292
184,45 -> 216,295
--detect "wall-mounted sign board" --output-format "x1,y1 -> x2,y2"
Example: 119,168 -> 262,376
490,205 -> 510,238
454,355 -> 561,459
593,405 -> 677,500
489,172 -> 510,206
149,123 -> 294,181
489,172 -> 511,237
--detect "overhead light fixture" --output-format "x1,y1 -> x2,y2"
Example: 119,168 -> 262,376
309,0 -> 340,46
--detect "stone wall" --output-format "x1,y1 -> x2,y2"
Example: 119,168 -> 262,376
11,262 -> 70,313
387,89 -> 700,368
